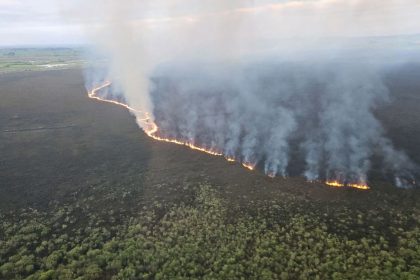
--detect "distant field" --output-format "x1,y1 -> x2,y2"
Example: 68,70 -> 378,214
0,48 -> 85,73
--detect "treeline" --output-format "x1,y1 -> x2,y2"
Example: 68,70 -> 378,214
0,185 -> 419,279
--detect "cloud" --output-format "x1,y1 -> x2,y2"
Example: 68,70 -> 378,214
0,0 -> 82,46
1,0 -> 420,46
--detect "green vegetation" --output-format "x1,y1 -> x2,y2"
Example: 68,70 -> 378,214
0,48 -> 84,73
1,184 -> 419,279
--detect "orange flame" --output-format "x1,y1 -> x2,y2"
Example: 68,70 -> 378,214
146,130 -> 223,156
88,81 -> 142,113
225,157 -> 236,162
326,180 -> 345,188
242,162 -> 256,171
347,183 -> 370,190
326,180 -> 370,190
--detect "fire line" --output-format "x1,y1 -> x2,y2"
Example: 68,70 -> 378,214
88,82 -> 370,190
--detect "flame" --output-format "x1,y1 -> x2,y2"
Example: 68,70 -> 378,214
326,180 -> 370,190
89,82 -> 223,157
242,162 -> 256,171
89,82 -> 369,191
88,82 -> 142,113
225,156 -> 236,162
347,183 -> 370,190
326,180 -> 345,188
146,130 -> 223,156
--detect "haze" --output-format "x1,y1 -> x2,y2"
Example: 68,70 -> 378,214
1,0 -> 420,46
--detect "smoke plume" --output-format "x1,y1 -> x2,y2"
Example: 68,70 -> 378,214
63,0 -> 420,187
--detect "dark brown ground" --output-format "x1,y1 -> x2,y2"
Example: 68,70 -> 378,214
0,68 -> 419,213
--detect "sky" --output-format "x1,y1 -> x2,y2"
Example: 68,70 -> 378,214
1,0 -> 420,46
0,0 -> 85,46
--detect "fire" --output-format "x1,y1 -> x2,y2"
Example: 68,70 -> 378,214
326,180 -> 345,188
242,162 -> 256,171
88,82 -> 142,113
326,180 -> 370,190
347,183 -> 370,190
146,130 -> 224,156
89,82 -> 223,157
89,82 -> 369,191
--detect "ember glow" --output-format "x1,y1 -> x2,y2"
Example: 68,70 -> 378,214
89,81 -> 372,191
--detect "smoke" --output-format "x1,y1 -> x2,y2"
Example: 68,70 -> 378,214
61,0 -> 420,187
150,61 -> 416,186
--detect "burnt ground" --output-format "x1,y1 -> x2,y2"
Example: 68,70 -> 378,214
0,68 -> 419,215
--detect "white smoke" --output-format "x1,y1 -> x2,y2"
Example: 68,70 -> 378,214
61,0 -> 420,187
150,61 -> 416,186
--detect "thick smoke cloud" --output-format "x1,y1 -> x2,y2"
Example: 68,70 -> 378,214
150,61 -> 415,185
63,0 -> 420,187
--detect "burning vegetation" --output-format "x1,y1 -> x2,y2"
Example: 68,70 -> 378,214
88,80 -> 385,190
80,0 -> 418,191
326,180 -> 370,190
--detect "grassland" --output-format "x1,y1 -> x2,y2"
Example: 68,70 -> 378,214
0,48 -> 84,73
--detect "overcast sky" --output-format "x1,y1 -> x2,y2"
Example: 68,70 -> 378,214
0,0 -> 83,46
1,0 -> 420,46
